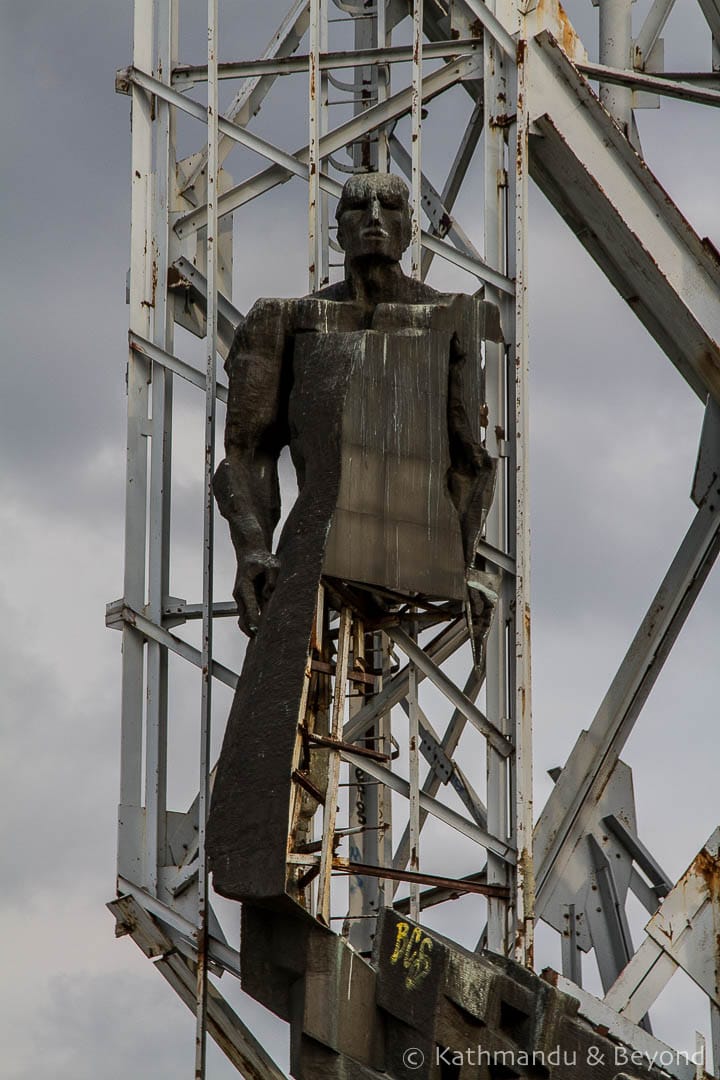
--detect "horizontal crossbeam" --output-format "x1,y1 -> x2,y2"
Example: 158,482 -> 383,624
344,619 -> 469,742
341,750 -> 516,863
577,60 -> 720,107
110,604 -> 239,690
126,64 -> 511,292
129,333 -> 229,402
389,626 -> 512,756
171,52 -> 483,234
333,859 -> 510,899
172,38 -> 481,85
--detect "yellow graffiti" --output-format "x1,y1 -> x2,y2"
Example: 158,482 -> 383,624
389,921 -> 433,991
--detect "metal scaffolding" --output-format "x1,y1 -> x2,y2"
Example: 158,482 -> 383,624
108,0 -> 720,1075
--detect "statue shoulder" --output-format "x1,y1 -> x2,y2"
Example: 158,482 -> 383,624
225,298 -> 297,376
443,291 -> 505,345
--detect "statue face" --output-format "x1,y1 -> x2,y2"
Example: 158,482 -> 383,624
336,174 -> 412,263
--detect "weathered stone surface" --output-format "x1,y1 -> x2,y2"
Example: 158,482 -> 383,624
243,905 -> 677,1080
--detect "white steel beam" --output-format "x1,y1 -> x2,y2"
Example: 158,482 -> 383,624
510,10 -> 534,967
308,0 -> 322,291
172,51 -> 482,237
528,31 -> 720,404
697,0 -> 720,42
483,8 -> 512,955
121,0 -> 154,818
635,0 -> 677,65
109,895 -> 287,1079
172,38 -> 481,86
420,99 -> 484,279
459,0 -> 517,57
387,132 -> 483,263
410,0 -> 424,279
129,334 -> 229,403
144,0 -> 176,900
391,670 -> 485,885
343,620 -> 468,742
605,829 -> 720,1020
598,0 -> 634,131
407,659 -> 421,920
120,605 -> 239,690
341,752 -> 517,862
388,626 -> 512,755
194,3 -> 219,1071
179,0 -> 311,194
578,61 -> 720,106
535,489 -> 720,911
128,68 -> 512,291
550,972 -> 696,1080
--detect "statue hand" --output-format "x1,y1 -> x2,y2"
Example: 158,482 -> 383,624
233,549 -> 280,637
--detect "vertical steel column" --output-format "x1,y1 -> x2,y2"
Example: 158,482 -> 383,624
351,2 -> 378,170
318,609 -> 352,925
121,0 -> 153,825
508,12 -> 534,967
711,1003 -> 720,1079
376,632 -> 393,914
195,1 -> 218,1073
144,0 -> 177,898
308,0 -> 322,290
408,659 -> 421,921
344,0 -> 383,950
347,631 -> 393,952
483,9 -> 512,956
319,0 -> 330,286
410,0 -> 423,279
376,0 -> 390,172
598,0 -> 634,132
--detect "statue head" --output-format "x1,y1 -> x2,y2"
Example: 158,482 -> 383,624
336,172 -> 412,264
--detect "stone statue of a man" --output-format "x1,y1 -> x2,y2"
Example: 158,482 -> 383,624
208,172 -> 503,904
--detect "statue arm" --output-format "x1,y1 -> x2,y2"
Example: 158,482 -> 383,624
446,330 -> 496,562
214,300 -> 291,635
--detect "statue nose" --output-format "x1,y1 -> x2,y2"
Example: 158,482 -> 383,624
369,196 -> 382,221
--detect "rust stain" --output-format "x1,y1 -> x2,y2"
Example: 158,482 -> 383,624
557,2 -> 582,59
694,846 -> 720,902
702,235 -> 720,266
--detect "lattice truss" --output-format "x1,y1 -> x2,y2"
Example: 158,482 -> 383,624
107,0 -> 720,1075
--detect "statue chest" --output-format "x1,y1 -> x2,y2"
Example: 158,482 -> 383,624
289,325 -> 466,600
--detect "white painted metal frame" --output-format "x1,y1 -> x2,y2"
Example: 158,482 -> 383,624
112,0 -> 720,1073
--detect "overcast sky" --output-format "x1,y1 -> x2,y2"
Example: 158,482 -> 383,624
2,0 -> 719,1076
